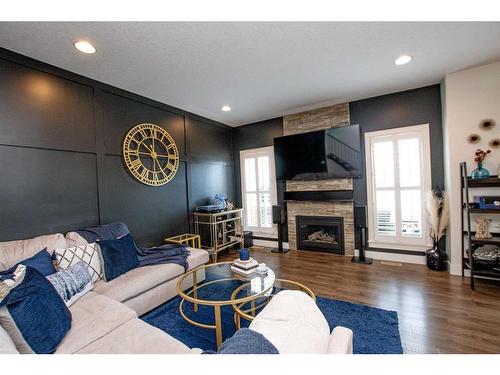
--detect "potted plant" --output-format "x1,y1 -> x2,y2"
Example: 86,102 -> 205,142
425,189 -> 450,271
471,148 -> 491,179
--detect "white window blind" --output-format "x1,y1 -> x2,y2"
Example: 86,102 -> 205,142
365,124 -> 432,251
240,146 -> 277,235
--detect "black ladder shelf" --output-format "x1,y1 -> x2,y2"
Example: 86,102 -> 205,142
460,162 -> 500,290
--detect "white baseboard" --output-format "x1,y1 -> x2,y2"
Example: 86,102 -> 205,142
355,249 -> 426,265
253,239 -> 290,249
449,262 -> 462,276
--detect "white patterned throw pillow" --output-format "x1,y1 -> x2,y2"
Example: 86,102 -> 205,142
54,243 -> 103,283
46,261 -> 93,307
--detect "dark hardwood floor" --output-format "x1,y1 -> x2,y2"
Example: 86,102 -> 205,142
219,246 -> 500,354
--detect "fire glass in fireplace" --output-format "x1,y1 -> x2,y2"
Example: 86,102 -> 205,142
296,215 -> 344,254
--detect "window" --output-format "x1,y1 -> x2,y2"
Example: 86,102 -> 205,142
240,146 -> 278,235
365,124 -> 432,251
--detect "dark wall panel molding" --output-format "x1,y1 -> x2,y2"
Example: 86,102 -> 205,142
189,117 -> 233,163
0,47 -> 232,131
102,156 -> 189,245
0,48 -> 234,245
0,57 -> 96,148
0,145 -> 99,240
99,91 -> 186,157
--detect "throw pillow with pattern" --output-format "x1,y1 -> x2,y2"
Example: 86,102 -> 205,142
54,243 -> 102,283
46,261 -> 93,307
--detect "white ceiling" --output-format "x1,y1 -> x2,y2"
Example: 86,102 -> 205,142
0,22 -> 499,126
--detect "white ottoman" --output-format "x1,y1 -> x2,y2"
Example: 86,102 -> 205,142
249,290 -> 353,354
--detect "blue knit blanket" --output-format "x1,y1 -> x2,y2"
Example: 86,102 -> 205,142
205,328 -> 279,354
136,244 -> 190,271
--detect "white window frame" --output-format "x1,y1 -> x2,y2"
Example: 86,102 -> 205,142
240,146 -> 278,237
365,124 -> 433,251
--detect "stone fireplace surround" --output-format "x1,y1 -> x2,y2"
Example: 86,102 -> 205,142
283,102 -> 354,256
286,185 -> 355,256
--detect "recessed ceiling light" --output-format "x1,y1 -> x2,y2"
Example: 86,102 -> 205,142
395,55 -> 412,66
221,105 -> 231,112
74,40 -> 96,54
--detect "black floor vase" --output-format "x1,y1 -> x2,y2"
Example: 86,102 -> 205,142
426,243 -> 448,271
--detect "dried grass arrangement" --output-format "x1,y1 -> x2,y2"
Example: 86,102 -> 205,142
425,189 -> 450,244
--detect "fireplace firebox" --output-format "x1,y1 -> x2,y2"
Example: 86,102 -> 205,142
296,215 -> 344,255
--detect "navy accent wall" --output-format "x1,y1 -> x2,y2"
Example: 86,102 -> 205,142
349,84 -> 444,206
0,48 -> 234,246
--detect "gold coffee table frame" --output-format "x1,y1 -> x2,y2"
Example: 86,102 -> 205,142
231,279 -> 316,330
176,262 -> 276,349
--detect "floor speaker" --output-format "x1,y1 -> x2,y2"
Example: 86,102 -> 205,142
271,205 -> 288,254
272,205 -> 285,224
352,205 -> 372,264
354,205 -> 367,228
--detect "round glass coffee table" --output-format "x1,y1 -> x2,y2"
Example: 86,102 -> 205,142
176,261 -> 276,348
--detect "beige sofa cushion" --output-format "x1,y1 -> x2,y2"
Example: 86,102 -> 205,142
75,318 -> 193,354
55,291 -> 136,354
327,326 -> 354,354
0,233 -> 67,271
93,247 -> 209,304
123,268 -> 205,316
65,232 -> 89,247
186,247 -> 210,269
0,325 -> 19,354
124,277 -> 179,316
93,263 -> 185,303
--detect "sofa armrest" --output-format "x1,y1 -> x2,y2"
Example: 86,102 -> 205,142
327,326 -> 353,354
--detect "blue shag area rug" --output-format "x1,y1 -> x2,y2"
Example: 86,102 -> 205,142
141,281 -> 403,354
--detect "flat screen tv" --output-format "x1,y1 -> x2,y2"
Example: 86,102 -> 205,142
274,124 -> 362,181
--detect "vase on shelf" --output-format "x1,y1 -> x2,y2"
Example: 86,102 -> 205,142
471,161 -> 490,180
426,241 -> 448,271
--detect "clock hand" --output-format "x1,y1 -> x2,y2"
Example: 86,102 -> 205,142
155,158 -> 166,175
142,142 -> 153,154
156,154 -> 178,159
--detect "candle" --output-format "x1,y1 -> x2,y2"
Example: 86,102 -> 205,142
239,248 -> 250,261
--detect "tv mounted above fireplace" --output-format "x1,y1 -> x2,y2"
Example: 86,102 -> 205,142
273,124 -> 362,181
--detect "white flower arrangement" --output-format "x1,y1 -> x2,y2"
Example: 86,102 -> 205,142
425,189 -> 450,244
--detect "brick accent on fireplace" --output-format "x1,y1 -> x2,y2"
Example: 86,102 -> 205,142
286,178 -> 352,192
283,102 -> 350,136
287,201 -> 354,255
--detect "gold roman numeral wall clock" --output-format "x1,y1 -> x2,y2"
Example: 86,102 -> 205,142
122,123 -> 179,186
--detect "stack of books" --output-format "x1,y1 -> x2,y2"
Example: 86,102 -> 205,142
231,257 -> 259,277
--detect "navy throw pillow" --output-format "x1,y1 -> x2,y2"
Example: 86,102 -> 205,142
97,233 -> 139,281
12,248 -> 56,276
0,265 -> 72,353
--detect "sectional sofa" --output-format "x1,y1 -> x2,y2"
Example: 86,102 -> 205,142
0,232 -> 208,354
